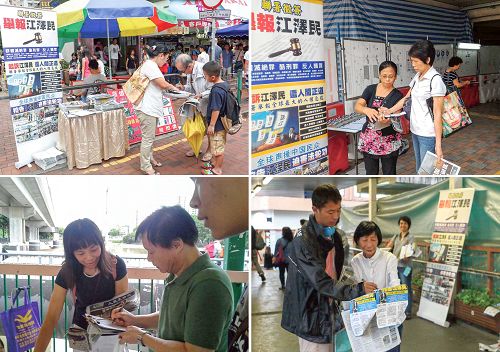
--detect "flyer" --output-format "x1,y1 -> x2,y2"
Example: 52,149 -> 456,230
417,151 -> 461,175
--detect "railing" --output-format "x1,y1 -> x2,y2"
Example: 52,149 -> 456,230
413,241 -> 499,296
0,263 -> 247,351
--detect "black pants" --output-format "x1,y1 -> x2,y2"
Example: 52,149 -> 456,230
363,151 -> 399,175
278,264 -> 288,288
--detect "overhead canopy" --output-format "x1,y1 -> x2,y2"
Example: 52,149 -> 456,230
340,178 -> 500,245
216,21 -> 248,37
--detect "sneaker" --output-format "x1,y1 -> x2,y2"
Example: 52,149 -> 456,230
259,273 -> 266,282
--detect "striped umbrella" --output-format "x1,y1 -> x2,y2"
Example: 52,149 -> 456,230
54,0 -> 177,76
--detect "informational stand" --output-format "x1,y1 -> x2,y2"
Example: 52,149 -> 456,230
107,89 -> 178,145
456,49 -> 478,77
389,43 -> 415,88
324,38 -> 339,104
433,44 -> 454,75
0,6 -> 62,168
251,0 -> 329,175
343,39 -> 386,99
479,46 -> 500,74
417,188 -> 475,327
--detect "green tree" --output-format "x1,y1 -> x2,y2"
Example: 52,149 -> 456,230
0,215 -> 9,239
191,215 -> 212,246
108,228 -> 121,237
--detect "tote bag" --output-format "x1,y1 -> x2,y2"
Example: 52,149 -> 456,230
0,287 -> 41,352
123,64 -> 149,105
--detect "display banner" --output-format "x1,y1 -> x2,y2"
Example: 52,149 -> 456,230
0,5 -> 62,168
107,89 -> 179,145
250,0 -> 329,175
417,188 -> 475,327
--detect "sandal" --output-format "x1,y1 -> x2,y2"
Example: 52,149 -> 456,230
151,160 -> 163,167
201,161 -> 214,170
143,169 -> 160,175
200,168 -> 215,175
185,150 -> 195,157
201,152 -> 213,162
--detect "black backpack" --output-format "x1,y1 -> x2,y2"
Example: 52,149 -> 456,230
213,84 -> 242,135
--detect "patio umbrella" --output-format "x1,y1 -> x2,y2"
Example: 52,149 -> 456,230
54,0 -> 177,77
215,21 -> 249,37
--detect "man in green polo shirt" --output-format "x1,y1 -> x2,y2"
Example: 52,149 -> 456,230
113,205 -> 233,351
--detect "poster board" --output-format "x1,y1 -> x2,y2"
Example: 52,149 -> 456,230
433,44 -> 454,75
251,0 -> 329,175
343,39 -> 386,99
456,49 -> 478,77
479,46 -> 500,74
417,188 -> 475,328
389,43 -> 414,88
0,5 -> 62,168
324,38 -> 339,104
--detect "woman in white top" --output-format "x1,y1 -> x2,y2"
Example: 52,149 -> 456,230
351,221 -> 402,352
381,40 -> 447,172
133,44 -> 179,175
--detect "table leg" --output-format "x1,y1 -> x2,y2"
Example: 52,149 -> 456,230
354,132 -> 359,175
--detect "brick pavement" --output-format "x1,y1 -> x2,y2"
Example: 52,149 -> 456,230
0,84 -> 249,175
343,102 -> 500,175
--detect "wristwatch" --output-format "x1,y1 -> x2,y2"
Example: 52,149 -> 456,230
137,331 -> 148,347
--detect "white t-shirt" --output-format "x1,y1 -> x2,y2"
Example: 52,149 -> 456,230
109,44 -> 120,60
97,59 -> 105,76
409,67 -> 446,137
197,51 -> 209,64
351,248 -> 400,290
134,60 -> 164,118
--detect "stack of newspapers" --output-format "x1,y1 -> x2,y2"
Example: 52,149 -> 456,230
67,290 -> 138,351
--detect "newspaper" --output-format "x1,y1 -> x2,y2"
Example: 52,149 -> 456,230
418,151 -> 460,175
349,285 -> 408,337
375,285 -> 408,329
67,290 -> 138,351
341,310 -> 400,352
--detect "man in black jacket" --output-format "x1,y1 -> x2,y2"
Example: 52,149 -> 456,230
281,184 -> 375,351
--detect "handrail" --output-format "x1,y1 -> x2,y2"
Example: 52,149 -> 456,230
0,263 -> 248,283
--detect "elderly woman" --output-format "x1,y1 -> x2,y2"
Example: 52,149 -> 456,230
133,44 -> 179,175
355,61 -> 404,175
381,40 -> 447,172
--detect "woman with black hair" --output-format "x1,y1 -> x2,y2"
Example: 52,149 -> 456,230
443,56 -> 470,96
387,216 -> 415,319
133,44 -> 180,175
34,219 -> 128,351
355,61 -> 404,175
381,40 -> 447,172
274,226 -> 294,290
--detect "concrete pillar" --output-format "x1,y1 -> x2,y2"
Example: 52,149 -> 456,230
8,207 -> 26,246
368,178 -> 377,221
449,177 -> 463,190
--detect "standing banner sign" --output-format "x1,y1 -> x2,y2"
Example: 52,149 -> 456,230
250,0 -> 329,175
107,88 -> 179,145
417,188 -> 475,327
0,5 -> 62,168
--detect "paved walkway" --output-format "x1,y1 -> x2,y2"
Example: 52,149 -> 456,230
0,84 -> 249,175
251,269 -> 498,352
343,102 -> 500,175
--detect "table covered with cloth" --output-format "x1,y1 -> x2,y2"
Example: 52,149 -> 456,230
58,109 -> 129,170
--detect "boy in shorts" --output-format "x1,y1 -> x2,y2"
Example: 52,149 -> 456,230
203,61 -> 228,175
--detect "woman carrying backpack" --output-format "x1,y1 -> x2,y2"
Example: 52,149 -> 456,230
274,227 -> 293,290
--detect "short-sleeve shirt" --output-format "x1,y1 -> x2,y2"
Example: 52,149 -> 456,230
82,73 -> 106,96
221,50 -> 234,68
360,84 -> 403,136
55,255 -> 127,329
391,232 -> 415,267
409,67 -> 446,137
158,253 -> 233,352
109,44 -> 120,60
207,81 -> 229,132
134,60 -> 164,118
442,71 -> 459,92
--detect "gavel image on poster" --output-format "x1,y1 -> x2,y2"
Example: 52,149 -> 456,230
23,32 -> 42,45
268,38 -> 302,58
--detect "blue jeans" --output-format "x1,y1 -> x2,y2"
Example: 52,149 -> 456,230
412,133 -> 436,172
398,266 -> 412,316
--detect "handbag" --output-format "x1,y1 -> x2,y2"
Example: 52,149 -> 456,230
123,64 -> 149,105
0,287 -> 41,352
425,74 -> 441,121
